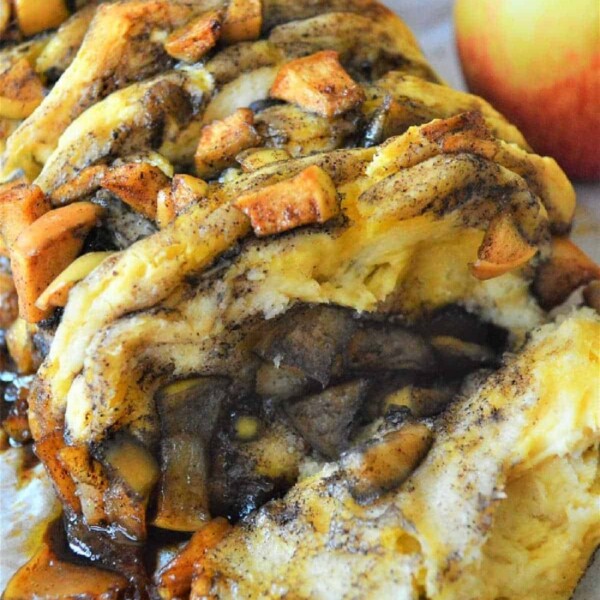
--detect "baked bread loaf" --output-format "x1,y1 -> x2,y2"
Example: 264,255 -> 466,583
0,1 -> 597,598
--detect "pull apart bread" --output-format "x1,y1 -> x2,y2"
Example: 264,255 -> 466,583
0,1 -> 598,599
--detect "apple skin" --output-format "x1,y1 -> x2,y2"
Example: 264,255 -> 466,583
454,0 -> 600,181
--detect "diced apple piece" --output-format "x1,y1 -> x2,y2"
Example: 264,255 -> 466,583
50,165 -> 107,205
154,377 -> 228,532
254,305 -> 355,386
236,147 -> 291,172
103,479 -> 148,541
382,385 -> 456,419
270,51 -> 366,119
3,539 -> 128,600
14,0 -> 70,36
155,518 -> 230,600
96,436 -> 158,539
533,237 -> 600,309
347,324 -> 436,373
221,0 -> 262,43
164,10 -> 222,63
5,317 -> 39,374
10,202 -> 103,322
284,380 -> 369,459
235,164 -> 339,237
471,212 -> 538,280
0,180 -> 51,246
35,251 -> 114,312
156,174 -> 208,228
34,431 -> 81,513
102,436 -> 159,497
195,108 -> 261,178
0,58 -> 45,119
255,363 -> 309,401
342,421 -> 433,504
121,151 -> 173,178
58,444 -> 109,527
101,162 -> 170,220
171,173 -> 208,202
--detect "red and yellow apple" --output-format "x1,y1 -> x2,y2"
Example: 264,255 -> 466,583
454,0 -> 600,181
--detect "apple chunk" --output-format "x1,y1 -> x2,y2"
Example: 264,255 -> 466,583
101,162 -> 170,220
194,108 -> 261,178
13,0 -> 70,36
0,180 -> 51,246
50,165 -> 108,205
0,58 -> 45,119
270,51 -> 366,119
471,212 -> 538,280
154,518 -> 230,600
3,537 -> 128,600
34,431 -> 81,512
156,174 -> 208,228
342,421 -> 433,504
10,202 -> 103,322
164,10 -> 222,63
221,0 -> 262,43
533,237 -> 600,309
235,165 -> 339,237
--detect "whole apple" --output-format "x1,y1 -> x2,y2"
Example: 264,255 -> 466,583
454,0 -> 600,181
